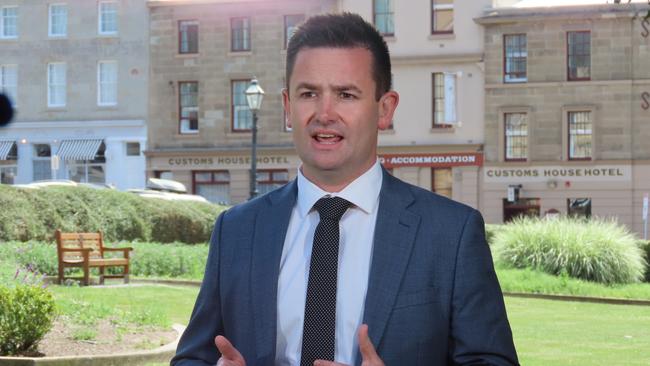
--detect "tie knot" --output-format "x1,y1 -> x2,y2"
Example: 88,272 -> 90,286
313,196 -> 352,221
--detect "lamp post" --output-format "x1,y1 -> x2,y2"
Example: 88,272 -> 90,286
245,78 -> 265,200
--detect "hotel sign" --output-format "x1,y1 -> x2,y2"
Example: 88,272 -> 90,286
379,153 -> 483,168
484,165 -> 631,183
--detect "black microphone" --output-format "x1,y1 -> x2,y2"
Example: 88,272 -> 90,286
0,93 -> 14,127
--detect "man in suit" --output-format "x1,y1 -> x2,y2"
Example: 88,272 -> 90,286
171,13 -> 518,366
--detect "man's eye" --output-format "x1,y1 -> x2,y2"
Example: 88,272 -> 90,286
339,92 -> 356,99
300,91 -> 316,98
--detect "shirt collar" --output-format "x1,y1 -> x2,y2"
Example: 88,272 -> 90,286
296,160 -> 383,218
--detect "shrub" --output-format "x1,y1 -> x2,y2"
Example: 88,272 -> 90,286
0,284 -> 57,356
492,216 -> 646,284
0,185 -> 225,243
639,240 -> 650,282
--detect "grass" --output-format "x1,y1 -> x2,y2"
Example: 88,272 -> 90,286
496,266 -> 650,300
506,297 -> 650,366
50,284 -> 199,326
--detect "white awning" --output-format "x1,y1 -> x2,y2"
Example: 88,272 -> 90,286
0,140 -> 16,160
57,139 -> 103,161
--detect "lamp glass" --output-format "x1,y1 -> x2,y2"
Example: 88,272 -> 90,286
245,79 -> 265,111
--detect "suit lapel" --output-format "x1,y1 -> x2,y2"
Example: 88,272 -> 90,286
251,181 -> 297,361
359,172 -> 421,365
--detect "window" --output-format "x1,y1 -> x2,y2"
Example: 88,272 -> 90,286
98,1 -> 118,35
232,80 -> 252,131
504,34 -> 527,83
0,65 -> 17,107
230,17 -> 250,52
432,168 -> 452,199
194,171 -> 230,204
568,198 -> 591,218
126,142 -> 140,156
49,4 -> 67,37
154,171 -> 173,180
257,169 -> 289,195
432,72 -> 456,127
284,14 -> 304,49
33,144 -> 52,181
431,0 -> 453,34
504,113 -> 528,161
0,142 -> 17,184
1,6 -> 17,38
179,82 -> 198,134
179,20 -> 198,54
98,61 -> 117,106
66,143 -> 106,183
567,31 -> 590,81
47,63 -> 66,107
503,198 -> 540,223
373,0 -> 394,36
568,111 -> 592,160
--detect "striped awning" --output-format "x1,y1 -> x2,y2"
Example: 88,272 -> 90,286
57,139 -> 103,161
0,140 -> 16,160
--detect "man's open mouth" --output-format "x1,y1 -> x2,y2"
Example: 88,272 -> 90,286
313,133 -> 343,144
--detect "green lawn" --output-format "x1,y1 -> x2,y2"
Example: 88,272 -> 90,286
50,284 -> 199,325
507,296 -> 650,366
496,266 -> 650,300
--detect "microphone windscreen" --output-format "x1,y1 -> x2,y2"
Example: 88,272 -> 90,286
0,93 -> 14,127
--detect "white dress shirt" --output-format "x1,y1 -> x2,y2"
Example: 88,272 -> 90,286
274,160 -> 383,366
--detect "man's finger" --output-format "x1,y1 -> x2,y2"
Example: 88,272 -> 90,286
313,360 -> 345,366
215,335 -> 245,365
358,324 -> 384,365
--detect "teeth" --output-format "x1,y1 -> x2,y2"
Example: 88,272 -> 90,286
317,134 -> 336,138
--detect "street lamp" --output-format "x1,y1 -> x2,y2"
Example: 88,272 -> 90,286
245,78 -> 265,200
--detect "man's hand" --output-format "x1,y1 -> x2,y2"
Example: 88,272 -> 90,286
215,335 -> 246,366
314,324 -> 385,366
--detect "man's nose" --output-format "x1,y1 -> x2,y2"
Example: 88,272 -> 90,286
316,94 -> 337,123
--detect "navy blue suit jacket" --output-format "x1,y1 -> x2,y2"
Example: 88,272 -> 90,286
172,170 -> 519,365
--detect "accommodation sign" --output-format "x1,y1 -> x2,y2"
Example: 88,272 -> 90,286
484,165 -> 631,183
379,153 -> 483,168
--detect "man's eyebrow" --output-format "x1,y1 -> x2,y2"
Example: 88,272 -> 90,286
295,82 -> 319,90
332,84 -> 363,94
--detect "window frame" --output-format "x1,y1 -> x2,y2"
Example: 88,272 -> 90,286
47,62 -> 66,108
48,3 -> 67,38
192,170 -> 230,204
567,198 -> 592,218
567,110 -> 593,161
98,1 -> 118,36
256,169 -> 289,195
231,79 -> 253,132
504,112 -> 529,162
97,60 -> 118,106
0,64 -> 17,107
431,0 -> 453,35
373,0 -> 394,36
230,17 -> 251,52
431,72 -> 456,128
125,142 -> 141,157
503,33 -> 527,83
567,30 -> 591,82
178,19 -> 199,54
284,14 -> 304,49
1,6 -> 18,39
178,81 -> 199,134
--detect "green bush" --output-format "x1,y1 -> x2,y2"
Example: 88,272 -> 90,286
0,241 -> 209,280
0,284 -> 57,356
639,240 -> 650,282
0,185 -> 226,243
492,216 -> 646,285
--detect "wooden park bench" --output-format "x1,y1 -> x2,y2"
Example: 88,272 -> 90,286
55,229 -> 133,286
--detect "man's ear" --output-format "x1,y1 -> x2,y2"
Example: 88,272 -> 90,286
377,90 -> 399,130
282,88 -> 292,129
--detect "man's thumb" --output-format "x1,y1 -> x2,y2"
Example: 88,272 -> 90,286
358,324 -> 380,361
215,335 -> 244,362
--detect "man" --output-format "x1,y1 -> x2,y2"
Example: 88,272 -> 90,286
172,13 -> 518,366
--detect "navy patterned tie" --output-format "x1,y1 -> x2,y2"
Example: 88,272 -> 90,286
300,196 -> 353,366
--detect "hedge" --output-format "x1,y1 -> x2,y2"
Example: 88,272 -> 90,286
0,185 -> 226,243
